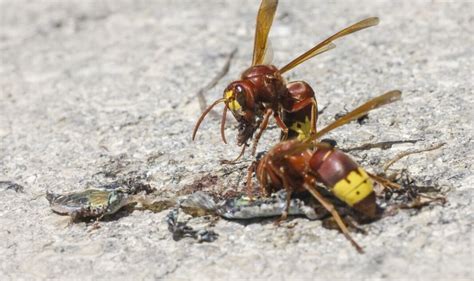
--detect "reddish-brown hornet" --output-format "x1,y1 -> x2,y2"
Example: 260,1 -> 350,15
192,0 -> 380,159
250,90 -> 402,253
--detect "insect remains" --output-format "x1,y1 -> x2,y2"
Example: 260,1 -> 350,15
46,188 -> 134,222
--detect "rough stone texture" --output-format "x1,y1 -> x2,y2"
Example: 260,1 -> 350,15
0,0 -> 472,280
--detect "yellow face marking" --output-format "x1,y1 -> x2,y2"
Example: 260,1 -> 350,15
225,90 -> 241,111
332,168 -> 373,206
289,116 -> 312,141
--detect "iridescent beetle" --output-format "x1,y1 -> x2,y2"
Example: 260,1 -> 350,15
192,0 -> 380,159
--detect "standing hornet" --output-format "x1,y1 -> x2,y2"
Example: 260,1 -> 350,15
250,90 -> 402,253
192,0 -> 380,159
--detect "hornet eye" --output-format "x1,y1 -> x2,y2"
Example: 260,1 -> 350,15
235,85 -> 246,108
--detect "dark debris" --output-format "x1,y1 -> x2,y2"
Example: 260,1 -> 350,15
176,175 -> 239,201
0,181 -> 25,193
166,207 -> 218,243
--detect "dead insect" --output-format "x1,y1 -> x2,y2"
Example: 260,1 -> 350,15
192,0 -> 380,159
249,90 -> 402,253
215,190 -> 324,220
46,189 -> 133,221
165,190 -> 321,242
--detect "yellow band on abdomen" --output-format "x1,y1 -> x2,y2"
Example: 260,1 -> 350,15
332,167 -> 373,206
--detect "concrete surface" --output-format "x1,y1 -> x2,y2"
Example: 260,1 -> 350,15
0,0 -> 472,280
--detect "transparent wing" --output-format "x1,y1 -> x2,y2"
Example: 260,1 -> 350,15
252,0 -> 278,66
311,90 -> 401,141
261,38 -> 274,65
279,17 -> 379,74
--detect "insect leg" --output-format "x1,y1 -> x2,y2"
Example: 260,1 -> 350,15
383,142 -> 445,172
303,181 -> 364,253
246,161 -> 257,199
265,161 -> 294,224
367,172 -> 402,192
273,112 -> 289,140
251,108 -> 273,155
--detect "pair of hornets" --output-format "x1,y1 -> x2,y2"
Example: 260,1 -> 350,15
193,0 -> 401,253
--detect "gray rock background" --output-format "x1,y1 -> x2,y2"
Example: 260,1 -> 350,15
0,0 -> 472,280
